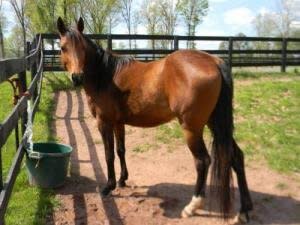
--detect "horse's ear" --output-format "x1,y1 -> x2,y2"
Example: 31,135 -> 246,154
57,17 -> 67,35
77,17 -> 84,33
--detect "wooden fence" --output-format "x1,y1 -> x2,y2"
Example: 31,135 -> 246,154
0,35 -> 43,224
41,34 -> 300,72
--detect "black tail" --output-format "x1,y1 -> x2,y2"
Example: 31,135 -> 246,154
209,61 -> 234,218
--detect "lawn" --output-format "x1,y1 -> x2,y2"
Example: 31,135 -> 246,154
0,72 -> 72,225
233,72 -> 300,172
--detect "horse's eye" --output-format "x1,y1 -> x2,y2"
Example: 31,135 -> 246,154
61,46 -> 67,52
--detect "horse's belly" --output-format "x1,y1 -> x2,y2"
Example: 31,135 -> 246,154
124,106 -> 175,127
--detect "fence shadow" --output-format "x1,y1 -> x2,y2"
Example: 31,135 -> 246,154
46,89 -> 123,225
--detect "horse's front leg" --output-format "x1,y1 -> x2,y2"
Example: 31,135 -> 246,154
114,124 -> 128,187
98,122 -> 116,196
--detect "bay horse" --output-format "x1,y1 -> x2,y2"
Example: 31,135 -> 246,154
57,17 -> 253,222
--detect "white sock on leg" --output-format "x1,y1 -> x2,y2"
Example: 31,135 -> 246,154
181,196 -> 204,218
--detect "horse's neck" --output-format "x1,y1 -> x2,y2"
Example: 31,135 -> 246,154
84,48 -> 113,88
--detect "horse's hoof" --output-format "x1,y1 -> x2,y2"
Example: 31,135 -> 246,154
234,212 -> 250,224
181,208 -> 193,218
100,187 -> 111,197
118,180 -> 126,188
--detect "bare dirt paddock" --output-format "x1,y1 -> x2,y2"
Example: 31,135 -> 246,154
46,89 -> 300,225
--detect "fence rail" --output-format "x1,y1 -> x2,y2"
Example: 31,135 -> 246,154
0,35 -> 43,224
41,34 -> 300,72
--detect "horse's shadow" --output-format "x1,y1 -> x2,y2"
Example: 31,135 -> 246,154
143,182 -> 300,224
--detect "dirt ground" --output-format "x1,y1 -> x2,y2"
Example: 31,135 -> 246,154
46,89 -> 300,225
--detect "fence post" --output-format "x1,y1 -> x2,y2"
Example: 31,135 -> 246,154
228,37 -> 233,73
18,45 -> 28,134
31,38 -> 38,101
281,38 -> 287,72
174,36 -> 179,51
107,35 -> 112,51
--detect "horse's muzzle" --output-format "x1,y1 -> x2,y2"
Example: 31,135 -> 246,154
71,73 -> 83,86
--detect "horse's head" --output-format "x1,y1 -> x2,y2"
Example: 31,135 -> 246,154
57,17 -> 86,86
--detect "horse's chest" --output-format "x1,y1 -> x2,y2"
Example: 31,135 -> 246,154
86,93 -> 120,122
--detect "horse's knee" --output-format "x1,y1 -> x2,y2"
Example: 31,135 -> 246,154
195,155 -> 211,171
117,146 -> 125,157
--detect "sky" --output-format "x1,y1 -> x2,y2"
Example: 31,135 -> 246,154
2,0 -> 300,49
115,0 -> 299,36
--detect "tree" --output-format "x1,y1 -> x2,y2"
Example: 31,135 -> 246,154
4,25 -> 24,58
141,0 -> 160,50
233,32 -> 251,50
252,13 -> 277,37
0,0 -> 6,58
60,0 -> 80,25
274,0 -> 297,38
157,0 -> 180,49
10,0 -> 27,55
177,0 -> 208,48
252,0 -> 298,38
26,0 -> 79,34
219,33 -> 252,50
157,0 -> 179,35
108,5 -> 120,34
119,0 -> 133,48
79,0 -> 117,34
26,0 -> 58,34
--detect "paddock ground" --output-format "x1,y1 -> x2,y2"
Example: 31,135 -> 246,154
46,80 -> 300,225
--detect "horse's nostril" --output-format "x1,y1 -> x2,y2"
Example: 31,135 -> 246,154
71,73 -> 83,86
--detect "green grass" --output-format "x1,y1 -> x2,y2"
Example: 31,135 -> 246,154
234,75 -> 300,172
233,70 -> 299,79
155,72 -> 300,173
0,72 -> 72,225
156,122 -> 183,144
132,143 -> 155,153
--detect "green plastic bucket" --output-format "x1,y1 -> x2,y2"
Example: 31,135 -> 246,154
26,142 -> 73,188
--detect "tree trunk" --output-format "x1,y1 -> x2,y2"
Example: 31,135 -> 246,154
64,0 -> 67,20
0,22 -> 5,59
187,23 -> 191,49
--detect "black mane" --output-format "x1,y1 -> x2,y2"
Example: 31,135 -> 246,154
81,33 -> 134,90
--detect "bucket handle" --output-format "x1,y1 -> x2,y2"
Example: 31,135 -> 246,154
27,150 -> 45,160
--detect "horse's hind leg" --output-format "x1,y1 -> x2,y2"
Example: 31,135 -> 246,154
181,128 -> 211,218
114,124 -> 128,187
232,138 -> 253,223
